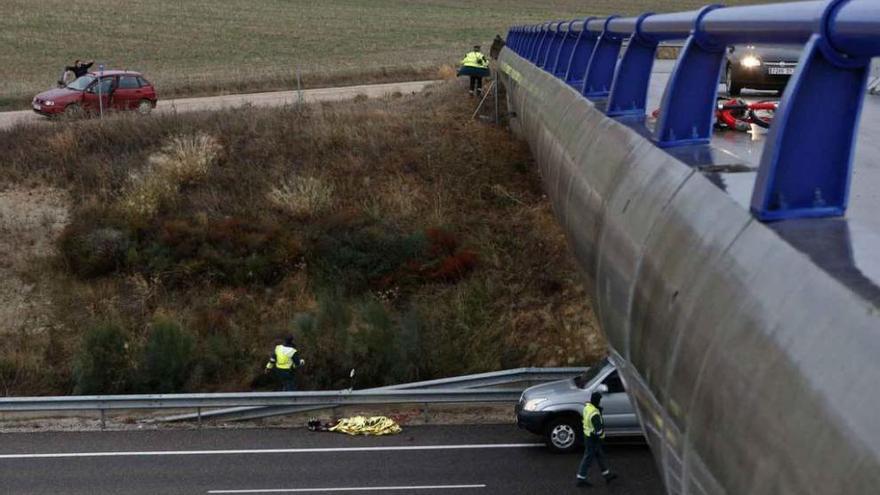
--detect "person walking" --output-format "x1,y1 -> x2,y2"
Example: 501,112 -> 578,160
265,335 -> 305,391
458,45 -> 490,96
576,392 -> 618,488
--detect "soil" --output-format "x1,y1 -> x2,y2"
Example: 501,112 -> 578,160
0,187 -> 69,335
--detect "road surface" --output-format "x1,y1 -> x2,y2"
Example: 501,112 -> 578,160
0,424 -> 662,494
0,80 -> 441,131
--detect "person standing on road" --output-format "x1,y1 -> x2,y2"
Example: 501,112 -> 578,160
265,335 -> 305,391
576,392 -> 618,488
458,45 -> 490,96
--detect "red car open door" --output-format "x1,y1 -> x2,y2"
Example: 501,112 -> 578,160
81,76 -> 115,113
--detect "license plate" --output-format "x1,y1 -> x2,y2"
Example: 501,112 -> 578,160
768,67 -> 795,76
32,103 -> 40,110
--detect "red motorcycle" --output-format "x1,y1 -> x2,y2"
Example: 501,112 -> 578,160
652,98 -> 778,132
714,98 -> 777,131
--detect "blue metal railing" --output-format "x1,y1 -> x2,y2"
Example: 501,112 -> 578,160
505,0 -> 880,222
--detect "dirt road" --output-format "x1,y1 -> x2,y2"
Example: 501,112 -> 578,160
0,80 -> 441,131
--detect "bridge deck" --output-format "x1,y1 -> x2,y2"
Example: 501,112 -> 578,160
621,60 -> 880,307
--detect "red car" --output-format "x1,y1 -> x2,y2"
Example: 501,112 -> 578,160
32,70 -> 157,117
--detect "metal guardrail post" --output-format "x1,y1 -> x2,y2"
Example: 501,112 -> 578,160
564,17 -> 598,89
606,13 -> 658,117
540,22 -> 565,71
751,0 -> 873,220
582,16 -> 624,99
552,22 -> 578,79
528,24 -> 545,63
653,5 -> 725,147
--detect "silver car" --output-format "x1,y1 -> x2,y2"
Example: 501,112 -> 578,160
515,357 -> 642,452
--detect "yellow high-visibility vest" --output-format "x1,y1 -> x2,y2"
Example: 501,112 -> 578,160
583,403 -> 604,438
461,51 -> 489,69
274,344 -> 298,370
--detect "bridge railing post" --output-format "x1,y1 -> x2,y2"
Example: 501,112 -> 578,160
653,5 -> 725,147
564,17 -> 599,90
582,16 -> 624,99
751,0 -> 872,220
541,22 -> 565,71
553,22 -> 578,78
606,14 -> 658,117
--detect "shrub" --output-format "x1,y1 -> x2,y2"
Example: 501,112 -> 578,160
131,216 -> 301,286
73,323 -> 131,394
139,319 -> 195,393
118,133 -> 221,221
309,222 -> 426,295
268,176 -> 335,219
347,300 -> 402,388
192,331 -> 248,388
60,225 -> 130,278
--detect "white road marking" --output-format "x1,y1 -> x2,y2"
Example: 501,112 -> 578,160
207,484 -> 486,493
0,443 -> 543,460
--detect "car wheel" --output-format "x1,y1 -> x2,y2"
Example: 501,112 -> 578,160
137,99 -> 153,116
726,65 -> 742,97
137,100 -> 153,115
545,416 -> 581,454
63,104 -> 83,120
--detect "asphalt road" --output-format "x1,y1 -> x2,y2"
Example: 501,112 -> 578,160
0,424 -> 662,494
0,80 -> 441,131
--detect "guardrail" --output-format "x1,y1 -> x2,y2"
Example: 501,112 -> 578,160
158,367 -> 586,423
506,0 -> 880,222
0,367 -> 586,427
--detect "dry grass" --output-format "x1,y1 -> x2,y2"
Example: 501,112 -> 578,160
2,0 -> 783,110
268,176 -> 336,219
119,133 -> 221,221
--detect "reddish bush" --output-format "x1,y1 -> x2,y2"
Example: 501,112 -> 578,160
427,249 -> 478,282
425,227 -> 459,257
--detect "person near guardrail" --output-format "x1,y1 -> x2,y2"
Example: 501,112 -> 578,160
265,335 -> 305,391
489,35 -> 505,60
576,392 -> 618,488
458,45 -> 490,96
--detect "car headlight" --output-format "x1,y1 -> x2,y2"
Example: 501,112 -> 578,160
740,56 -> 761,68
523,398 -> 548,411
42,100 -> 55,106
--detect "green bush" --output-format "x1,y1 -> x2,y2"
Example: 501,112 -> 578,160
139,319 -> 195,393
124,216 -> 302,287
309,222 -> 426,295
73,323 -> 131,394
60,225 -> 130,278
193,331 -> 249,388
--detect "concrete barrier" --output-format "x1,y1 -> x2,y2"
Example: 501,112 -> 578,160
498,46 -> 880,494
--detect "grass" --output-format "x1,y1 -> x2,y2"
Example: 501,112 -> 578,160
3,0 -> 778,110
0,80 -> 605,394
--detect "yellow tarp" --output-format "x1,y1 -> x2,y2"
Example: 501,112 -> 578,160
328,416 -> 402,436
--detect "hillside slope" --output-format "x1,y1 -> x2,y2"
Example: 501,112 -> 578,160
0,82 -> 603,395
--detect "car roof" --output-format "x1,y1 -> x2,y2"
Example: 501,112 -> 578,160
86,70 -> 143,77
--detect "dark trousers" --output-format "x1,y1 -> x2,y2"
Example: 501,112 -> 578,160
275,369 -> 296,391
469,76 -> 483,92
577,436 -> 609,480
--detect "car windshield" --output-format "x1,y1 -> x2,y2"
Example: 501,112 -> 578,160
66,75 -> 96,91
573,358 -> 609,389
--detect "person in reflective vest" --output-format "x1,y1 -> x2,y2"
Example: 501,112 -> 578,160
265,335 -> 305,391
458,45 -> 490,96
576,392 -> 618,487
